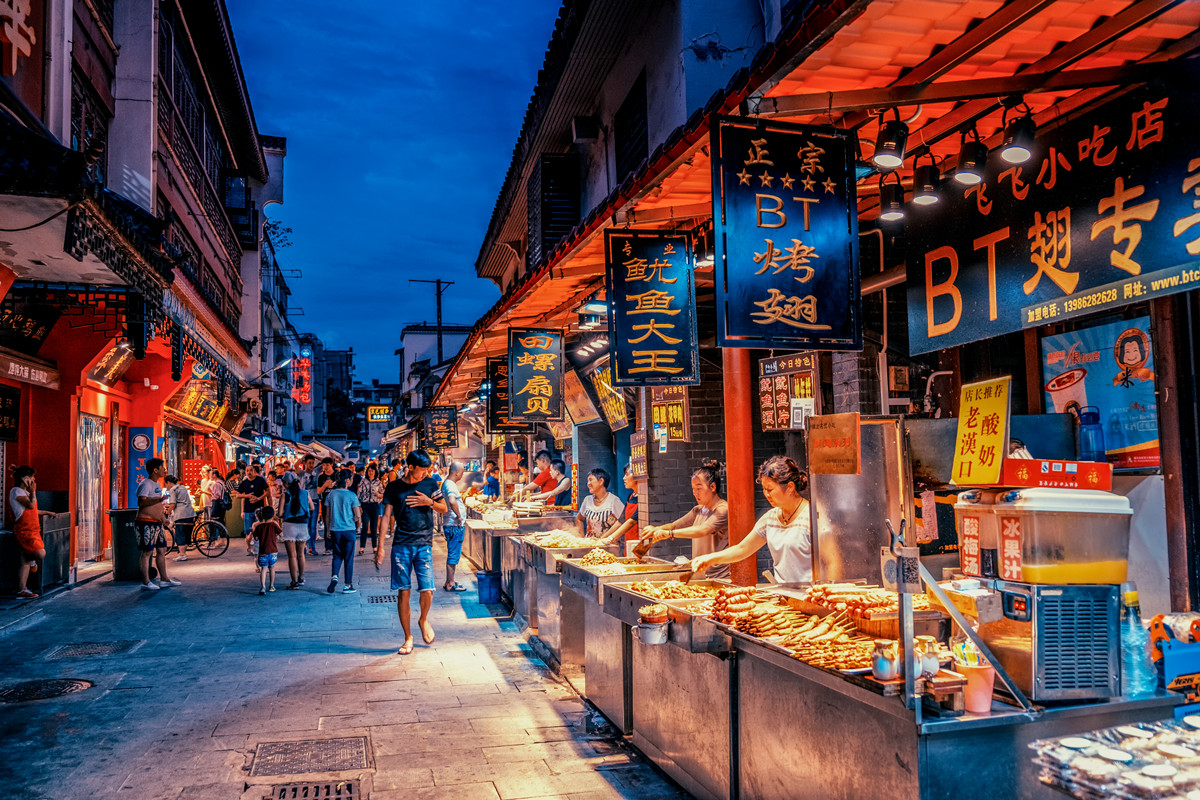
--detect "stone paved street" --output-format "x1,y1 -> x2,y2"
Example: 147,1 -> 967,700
0,542 -> 689,800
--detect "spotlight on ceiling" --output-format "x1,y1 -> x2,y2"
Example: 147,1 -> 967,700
954,130 -> 988,186
1000,106 -> 1036,165
872,109 -> 908,171
878,174 -> 905,222
578,313 -> 601,330
912,154 -> 940,207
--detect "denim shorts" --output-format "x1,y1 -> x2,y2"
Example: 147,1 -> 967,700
390,544 -> 434,593
443,525 -> 465,566
257,552 -> 279,568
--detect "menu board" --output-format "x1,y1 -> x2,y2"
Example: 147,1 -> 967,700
629,431 -> 648,479
758,353 -> 818,431
650,386 -> 690,442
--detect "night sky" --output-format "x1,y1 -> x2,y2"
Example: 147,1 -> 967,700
224,1 -> 558,382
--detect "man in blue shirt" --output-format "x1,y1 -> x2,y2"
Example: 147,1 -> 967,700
325,470 -> 362,594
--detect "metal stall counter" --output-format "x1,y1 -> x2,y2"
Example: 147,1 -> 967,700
464,518 -> 491,571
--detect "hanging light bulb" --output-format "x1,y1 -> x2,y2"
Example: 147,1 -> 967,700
954,129 -> 988,186
872,109 -> 908,171
912,155 -> 940,206
879,174 -> 905,222
1000,112 -> 1036,165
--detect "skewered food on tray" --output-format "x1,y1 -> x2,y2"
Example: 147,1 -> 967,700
804,583 -> 931,617
627,580 -> 721,600
711,586 -> 758,623
790,639 -> 876,670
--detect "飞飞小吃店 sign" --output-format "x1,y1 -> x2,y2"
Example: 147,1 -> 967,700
604,230 -> 699,386
0,383 -> 19,442
586,361 -> 628,432
508,328 -> 564,421
367,405 -> 392,424
711,117 -> 860,350
758,353 -> 818,432
423,407 -> 458,453
629,431 -> 647,480
650,386 -> 690,442
807,412 -> 861,475
951,377 -> 1012,486
1041,317 -> 1158,469
908,64 -> 1200,354
486,357 -> 533,435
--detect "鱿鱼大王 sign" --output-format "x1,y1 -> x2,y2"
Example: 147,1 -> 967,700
712,117 -> 861,350
604,230 -> 699,386
508,329 -> 564,422
908,65 -> 1200,353
486,357 -> 533,435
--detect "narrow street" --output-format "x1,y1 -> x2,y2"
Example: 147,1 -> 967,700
0,543 -> 686,800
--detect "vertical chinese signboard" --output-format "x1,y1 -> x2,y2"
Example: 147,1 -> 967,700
486,357 -> 533,435
908,66 -> 1200,353
950,377 -> 1011,486
0,384 -> 18,441
629,431 -> 648,480
423,407 -> 458,453
758,353 -> 818,431
507,329 -> 565,422
292,346 -> 312,405
712,117 -> 861,349
604,230 -> 699,386
650,386 -> 690,442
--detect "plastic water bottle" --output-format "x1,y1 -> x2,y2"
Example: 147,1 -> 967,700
1079,406 -> 1106,463
1121,585 -> 1158,696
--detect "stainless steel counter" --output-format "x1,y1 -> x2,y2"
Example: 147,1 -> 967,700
525,540 -> 622,672
464,519 -> 490,570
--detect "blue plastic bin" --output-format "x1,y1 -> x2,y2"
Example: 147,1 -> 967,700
476,571 -> 501,604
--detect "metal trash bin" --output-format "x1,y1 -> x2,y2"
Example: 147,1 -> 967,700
107,508 -> 141,582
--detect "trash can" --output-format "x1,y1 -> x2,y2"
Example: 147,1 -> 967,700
107,508 -> 142,582
476,571 -> 501,604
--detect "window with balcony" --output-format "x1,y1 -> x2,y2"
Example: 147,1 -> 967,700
71,70 -> 109,185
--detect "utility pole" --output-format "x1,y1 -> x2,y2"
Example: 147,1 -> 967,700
409,279 -> 454,363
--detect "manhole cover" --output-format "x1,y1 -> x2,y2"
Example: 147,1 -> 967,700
44,640 -> 145,659
368,595 -> 396,604
0,679 -> 94,702
266,779 -> 361,799
251,737 -> 370,777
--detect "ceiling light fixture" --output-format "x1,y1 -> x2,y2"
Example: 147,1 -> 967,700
954,128 -> 988,186
871,108 -> 908,171
912,153 -> 940,207
878,173 -> 905,222
999,101 -> 1036,165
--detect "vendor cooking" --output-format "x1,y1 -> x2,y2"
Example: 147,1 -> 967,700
513,450 -> 557,499
689,455 -> 811,583
527,458 -> 571,506
640,459 -> 730,579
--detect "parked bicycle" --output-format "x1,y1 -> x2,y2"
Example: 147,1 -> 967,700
164,507 -> 229,558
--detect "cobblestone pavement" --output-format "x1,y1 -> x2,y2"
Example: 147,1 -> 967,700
0,541 -> 689,800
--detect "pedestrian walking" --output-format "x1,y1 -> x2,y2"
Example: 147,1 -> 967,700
136,458 -> 180,590
280,472 -> 309,589
357,462 -> 384,555
376,449 -> 447,654
10,465 -> 51,599
250,507 -> 281,594
297,454 -> 318,554
325,469 -> 362,594
163,475 -> 197,561
313,458 -> 336,554
440,462 -> 467,592
265,470 -> 284,518
236,464 -> 268,545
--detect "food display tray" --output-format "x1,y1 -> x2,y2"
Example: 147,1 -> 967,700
601,579 -> 727,626
559,558 -> 686,604
522,538 -> 623,574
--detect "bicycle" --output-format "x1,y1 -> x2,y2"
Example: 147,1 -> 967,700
164,507 -> 230,558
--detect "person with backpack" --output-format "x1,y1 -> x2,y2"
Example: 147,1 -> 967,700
280,471 -> 309,589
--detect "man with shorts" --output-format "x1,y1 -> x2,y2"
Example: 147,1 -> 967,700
440,462 -> 467,592
376,449 -> 447,654
137,458 -> 180,590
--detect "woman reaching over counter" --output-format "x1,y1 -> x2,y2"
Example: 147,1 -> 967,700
641,459 -> 730,578
527,458 -> 571,506
689,455 -> 811,584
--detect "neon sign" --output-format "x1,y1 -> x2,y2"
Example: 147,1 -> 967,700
292,357 -> 312,404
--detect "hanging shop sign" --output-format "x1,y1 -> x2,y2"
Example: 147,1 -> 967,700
604,230 -> 699,386
758,352 -> 818,432
562,369 -> 601,424
0,300 -> 59,356
1041,317 -> 1158,469
0,348 -> 59,389
650,386 -> 690,442
951,376 -> 1011,486
546,419 -> 573,441
807,412 -> 861,475
909,67 -> 1200,354
507,328 -> 565,421
168,378 -> 228,428
0,383 -> 18,442
87,343 -> 135,388
367,405 -> 392,424
712,117 -> 861,350
423,407 -> 458,453
292,355 -> 312,404
629,431 -> 648,480
586,361 -> 629,432
486,357 -> 534,435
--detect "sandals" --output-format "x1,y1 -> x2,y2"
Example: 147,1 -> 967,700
398,640 -> 414,655
16,589 -> 38,598
443,583 -> 467,592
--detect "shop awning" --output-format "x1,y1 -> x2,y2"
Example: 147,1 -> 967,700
308,440 -> 345,461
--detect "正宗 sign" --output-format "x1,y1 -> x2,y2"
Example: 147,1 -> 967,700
908,65 -> 1200,354
712,117 -> 861,349
508,329 -> 564,421
650,386 -> 690,442
807,412 -> 861,475
486,357 -> 534,435
423,407 -> 458,453
1041,317 -> 1158,469
758,353 -> 818,431
605,230 -> 699,386
951,377 -> 1011,486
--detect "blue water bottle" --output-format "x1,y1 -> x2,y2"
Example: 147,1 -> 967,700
1079,406 -> 1105,463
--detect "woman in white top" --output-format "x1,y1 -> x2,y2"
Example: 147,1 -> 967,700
576,467 -> 625,538
689,455 -> 812,584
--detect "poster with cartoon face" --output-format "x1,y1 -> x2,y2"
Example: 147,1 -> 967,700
1041,317 -> 1159,469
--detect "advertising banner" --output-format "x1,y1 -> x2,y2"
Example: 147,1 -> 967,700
950,377 -> 1011,486
486,357 -> 534,435
507,328 -> 564,421
712,116 -> 861,349
908,66 -> 1200,353
1040,317 -> 1158,469
604,230 -> 699,385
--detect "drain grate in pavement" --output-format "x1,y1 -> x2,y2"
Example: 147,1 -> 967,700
266,779 -> 362,799
368,595 -> 396,604
0,679 -> 94,702
250,737 -> 370,777
44,640 -> 145,660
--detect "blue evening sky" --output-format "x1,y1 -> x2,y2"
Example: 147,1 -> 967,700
224,1 -> 559,383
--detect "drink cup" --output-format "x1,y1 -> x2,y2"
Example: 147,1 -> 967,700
959,662 -> 996,714
1045,368 -> 1088,419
